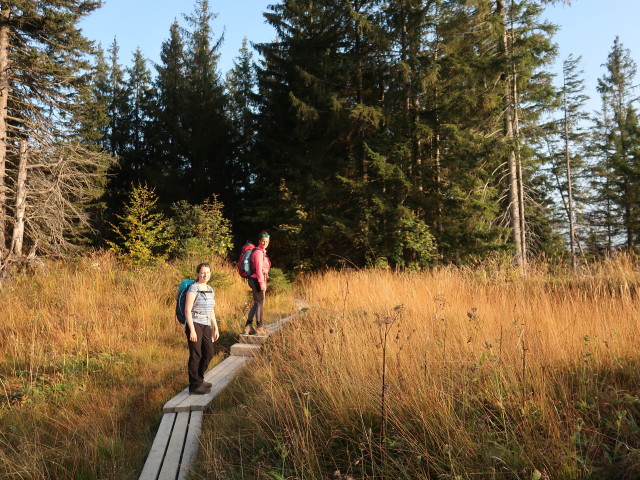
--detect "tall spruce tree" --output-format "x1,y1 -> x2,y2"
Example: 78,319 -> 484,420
494,0 -> 558,267
402,0 -> 558,263
543,54 -> 590,268
225,37 -> 257,221
415,0 -> 509,262
103,43 -> 155,218
593,37 -> 640,251
105,38 -> 129,158
125,49 -> 154,165
120,49 -> 154,188
254,0 -> 438,268
149,20 -> 189,204
182,0 -> 233,204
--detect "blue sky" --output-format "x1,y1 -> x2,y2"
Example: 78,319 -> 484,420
80,0 -> 640,112
80,0 -> 275,74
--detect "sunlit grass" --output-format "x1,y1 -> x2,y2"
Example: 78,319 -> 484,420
2,253 -> 639,479
197,257 -> 640,480
0,250 -> 294,479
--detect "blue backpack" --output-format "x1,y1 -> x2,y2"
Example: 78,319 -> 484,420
175,279 -> 196,324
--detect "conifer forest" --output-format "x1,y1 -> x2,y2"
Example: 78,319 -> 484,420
1,0 -> 640,273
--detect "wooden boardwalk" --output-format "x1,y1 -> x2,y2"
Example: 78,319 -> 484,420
139,314 -> 297,480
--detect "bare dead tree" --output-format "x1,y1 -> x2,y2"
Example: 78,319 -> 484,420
0,2 -> 110,276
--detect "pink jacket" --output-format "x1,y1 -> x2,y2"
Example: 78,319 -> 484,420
251,246 -> 271,290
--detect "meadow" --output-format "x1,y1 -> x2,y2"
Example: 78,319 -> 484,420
0,251 -> 291,479
195,258 -> 640,480
1,254 -> 639,479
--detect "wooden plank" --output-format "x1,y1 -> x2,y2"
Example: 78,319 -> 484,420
204,355 -> 248,381
176,356 -> 251,412
165,356 -> 252,413
163,386 -> 190,413
265,314 -> 297,334
139,412 -> 176,480
164,356 -> 240,413
205,355 -> 242,378
239,333 -> 268,345
186,369 -> 240,411
230,343 -> 262,357
157,411 -> 190,480
177,411 -> 204,480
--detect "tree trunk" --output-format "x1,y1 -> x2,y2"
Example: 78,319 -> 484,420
0,5 -> 10,259
512,63 -> 527,267
497,0 -> 524,268
431,0 -> 442,230
563,86 -> 577,271
606,186 -> 613,255
10,140 -> 27,257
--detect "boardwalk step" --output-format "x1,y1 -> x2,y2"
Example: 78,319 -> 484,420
141,311 -> 300,480
139,410 -> 203,480
163,355 -> 251,413
230,342 -> 262,357
239,333 -> 268,345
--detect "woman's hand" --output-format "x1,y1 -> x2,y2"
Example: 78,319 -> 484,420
211,316 -> 220,341
189,329 -> 198,342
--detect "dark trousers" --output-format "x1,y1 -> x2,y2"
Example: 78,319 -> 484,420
185,322 -> 214,389
246,277 -> 265,327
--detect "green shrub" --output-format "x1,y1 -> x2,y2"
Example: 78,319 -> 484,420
107,184 -> 172,266
268,268 -> 292,294
169,196 -> 233,259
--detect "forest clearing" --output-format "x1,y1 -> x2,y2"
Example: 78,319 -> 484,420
2,1 -> 640,478
1,253 -> 639,479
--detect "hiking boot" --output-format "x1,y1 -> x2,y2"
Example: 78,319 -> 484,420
255,326 -> 268,336
189,385 -> 210,395
244,325 -> 252,335
202,381 -> 212,388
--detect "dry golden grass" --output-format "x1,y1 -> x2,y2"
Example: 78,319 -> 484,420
197,258 -> 640,480
0,251 -> 294,479
3,253 -> 639,479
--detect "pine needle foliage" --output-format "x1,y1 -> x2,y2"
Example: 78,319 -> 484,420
107,184 -> 172,266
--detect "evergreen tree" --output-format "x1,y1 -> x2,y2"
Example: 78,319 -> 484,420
120,48 -> 154,186
495,0 -> 558,267
107,183 -> 172,266
103,43 -> 156,223
415,0 -> 509,262
105,38 -> 129,158
149,20 -> 189,204
182,0 -> 233,204
254,0 -> 439,268
589,96 -> 618,254
73,44 -> 114,245
226,38 -> 257,216
397,0 -> 557,263
543,54 -> 590,267
76,44 -> 111,147
169,195 -> 233,258
593,37 -> 640,251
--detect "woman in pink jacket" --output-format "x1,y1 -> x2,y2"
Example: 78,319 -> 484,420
244,231 -> 271,335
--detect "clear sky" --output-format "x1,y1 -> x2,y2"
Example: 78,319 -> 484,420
79,0 -> 276,74
546,0 -> 640,112
80,0 -> 640,112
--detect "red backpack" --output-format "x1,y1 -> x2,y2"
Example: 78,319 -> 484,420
238,243 -> 257,278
